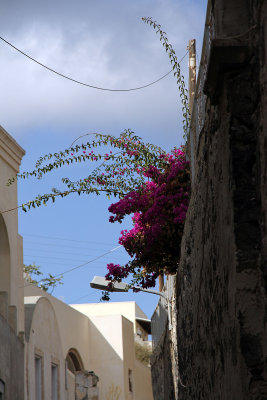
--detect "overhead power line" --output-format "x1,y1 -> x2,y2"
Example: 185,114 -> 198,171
22,233 -> 119,246
0,35 -> 188,92
69,291 -> 97,304
46,243 -> 122,277
24,252 -> 127,262
22,244 -> 122,288
24,240 -> 113,252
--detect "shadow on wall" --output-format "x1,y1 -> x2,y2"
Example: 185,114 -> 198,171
88,317 -> 126,400
0,214 -> 10,296
87,313 -> 153,400
150,327 -> 175,400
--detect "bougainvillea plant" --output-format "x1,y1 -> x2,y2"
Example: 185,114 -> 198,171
4,18 -> 191,297
105,147 -> 190,292
7,134 -> 190,294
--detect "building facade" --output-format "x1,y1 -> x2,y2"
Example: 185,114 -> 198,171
0,125 -> 153,400
0,126 -> 25,400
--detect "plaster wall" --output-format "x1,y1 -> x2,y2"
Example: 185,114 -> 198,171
122,316 -> 153,400
0,126 -> 25,333
88,314 -> 125,399
24,287 -> 153,400
134,359 -> 153,400
24,296 -> 66,400
0,126 -> 25,399
24,285 -> 91,368
0,312 -> 24,400
122,316 -> 135,400
72,301 -> 148,334
67,370 -> 75,400
88,314 -> 153,400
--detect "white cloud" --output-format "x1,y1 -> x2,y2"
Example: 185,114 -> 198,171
0,0 -> 206,148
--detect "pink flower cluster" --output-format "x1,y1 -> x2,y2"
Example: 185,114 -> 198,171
105,147 -> 191,289
106,263 -> 130,280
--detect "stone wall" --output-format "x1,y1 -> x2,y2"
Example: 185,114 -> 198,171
151,328 -> 175,400
175,0 -> 267,399
151,0 -> 267,398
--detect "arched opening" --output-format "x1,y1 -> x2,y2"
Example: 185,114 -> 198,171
0,214 -> 11,297
66,348 -> 84,373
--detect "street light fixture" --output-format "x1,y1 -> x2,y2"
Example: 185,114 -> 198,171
90,276 -> 172,330
90,276 -> 166,297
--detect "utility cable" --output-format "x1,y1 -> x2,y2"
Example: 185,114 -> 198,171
69,291 -> 97,304
0,35 -> 188,92
24,252 -> 127,262
24,240 -> 114,251
22,232 -> 118,246
22,244 -> 122,288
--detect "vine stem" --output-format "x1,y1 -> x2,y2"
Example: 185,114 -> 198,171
142,17 -> 190,142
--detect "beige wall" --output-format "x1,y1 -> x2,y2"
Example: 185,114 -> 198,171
72,303 -> 153,400
24,287 -> 153,400
24,285 -> 91,369
0,126 -> 25,334
134,360 -> 154,400
89,314 -> 125,399
122,316 -> 135,400
24,296 -> 66,400
72,301 -> 149,335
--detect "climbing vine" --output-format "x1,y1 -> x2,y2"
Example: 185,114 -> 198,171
7,18 -> 191,294
142,17 -> 189,140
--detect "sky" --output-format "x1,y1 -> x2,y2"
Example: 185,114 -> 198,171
0,0 -> 206,319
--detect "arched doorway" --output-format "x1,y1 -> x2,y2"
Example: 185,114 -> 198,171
66,348 -> 84,373
66,349 -> 85,399
0,214 -> 10,297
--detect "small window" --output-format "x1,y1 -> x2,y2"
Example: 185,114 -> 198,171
35,356 -> 43,400
51,364 -> 59,400
128,369 -> 133,393
0,379 -> 5,400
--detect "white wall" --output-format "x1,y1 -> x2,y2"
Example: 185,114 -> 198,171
88,314 -> 125,399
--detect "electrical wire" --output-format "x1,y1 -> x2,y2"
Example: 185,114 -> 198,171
24,240 -> 114,251
0,35 -> 188,92
22,244 -> 122,288
24,253 -> 128,262
22,232 -> 118,246
23,246 -> 126,258
69,291 -> 97,304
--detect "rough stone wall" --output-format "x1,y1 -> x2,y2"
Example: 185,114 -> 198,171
151,327 -> 175,400
75,371 -> 99,400
175,1 -> 267,399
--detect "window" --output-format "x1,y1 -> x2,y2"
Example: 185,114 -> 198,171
0,379 -> 5,400
51,364 -> 58,400
128,369 -> 133,393
35,356 -> 42,400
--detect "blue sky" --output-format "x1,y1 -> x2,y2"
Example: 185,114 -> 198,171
0,0 -> 206,318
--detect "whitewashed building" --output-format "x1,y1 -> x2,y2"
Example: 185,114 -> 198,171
0,126 -> 153,400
